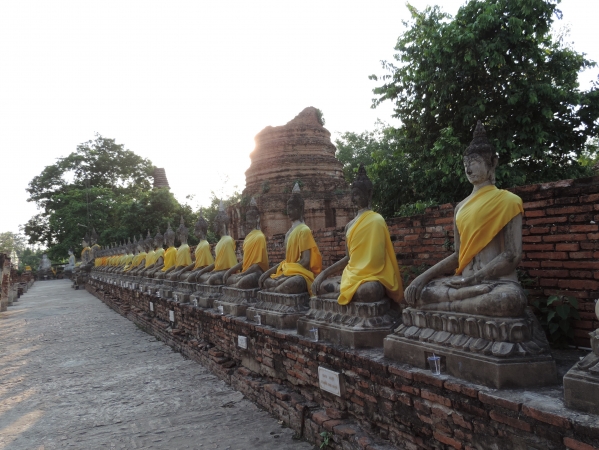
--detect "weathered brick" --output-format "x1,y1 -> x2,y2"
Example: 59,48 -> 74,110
489,410 -> 532,432
522,405 -> 571,429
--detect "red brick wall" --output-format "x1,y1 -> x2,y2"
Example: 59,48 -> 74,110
89,282 -> 599,450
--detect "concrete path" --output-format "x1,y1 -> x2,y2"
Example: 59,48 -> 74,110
0,280 -> 314,450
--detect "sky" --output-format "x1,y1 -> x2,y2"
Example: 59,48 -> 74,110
1,0 -> 597,237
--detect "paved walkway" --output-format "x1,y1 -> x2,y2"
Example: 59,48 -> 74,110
0,280 -> 314,450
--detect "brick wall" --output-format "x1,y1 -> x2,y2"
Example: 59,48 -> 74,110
88,281 -> 599,450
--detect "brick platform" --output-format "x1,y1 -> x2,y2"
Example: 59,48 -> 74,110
88,280 -> 599,450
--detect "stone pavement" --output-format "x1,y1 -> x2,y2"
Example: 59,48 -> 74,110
0,280 -> 315,450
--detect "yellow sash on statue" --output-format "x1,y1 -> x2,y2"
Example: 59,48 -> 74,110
144,250 -> 156,267
214,236 -> 237,271
242,229 -> 269,273
161,247 -> 177,271
125,252 -> 146,272
271,223 -> 322,295
339,210 -> 403,305
456,184 -> 523,275
153,248 -> 165,266
193,240 -> 214,269
175,244 -> 192,267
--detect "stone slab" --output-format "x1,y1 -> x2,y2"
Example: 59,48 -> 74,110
384,334 -> 557,389
297,318 -> 394,348
564,368 -> 599,415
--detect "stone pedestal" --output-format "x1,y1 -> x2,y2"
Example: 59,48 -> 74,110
159,280 -> 176,299
564,368 -> 599,415
246,291 -> 310,329
384,307 -> 557,389
190,284 -> 223,308
297,297 -> 398,348
172,282 -> 194,304
215,287 -> 260,316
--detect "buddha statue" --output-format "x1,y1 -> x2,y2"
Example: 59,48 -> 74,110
259,184 -> 322,295
312,165 -> 403,304
166,217 -> 192,280
130,231 -> 153,276
174,210 -> 214,282
384,122 -> 555,388
404,121 -> 525,317
144,228 -> 166,278
223,197 -> 269,289
81,234 -> 92,266
125,235 -> 146,273
195,201 -> 238,285
90,228 -> 100,261
154,223 -> 177,280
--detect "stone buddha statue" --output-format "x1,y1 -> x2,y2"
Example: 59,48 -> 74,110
144,228 -> 166,278
154,223 -> 177,280
130,231 -> 153,276
223,197 -> 269,289
166,217 -> 192,280
195,201 -> 238,285
259,184 -> 322,295
90,228 -> 100,261
404,121 -> 525,317
66,249 -> 76,271
174,210 -> 214,282
125,235 -> 146,272
385,122 -> 555,387
312,165 -> 403,304
81,234 -> 92,266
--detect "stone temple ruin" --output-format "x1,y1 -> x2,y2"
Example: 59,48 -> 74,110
228,107 -> 355,240
39,112 -> 599,449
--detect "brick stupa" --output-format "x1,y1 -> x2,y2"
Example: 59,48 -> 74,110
228,107 -> 354,239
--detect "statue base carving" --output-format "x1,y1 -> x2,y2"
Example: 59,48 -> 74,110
172,282 -> 194,304
563,368 -> 599,415
246,291 -> 310,329
384,307 -> 557,388
190,284 -> 223,308
159,280 -> 176,299
214,287 -> 260,316
297,297 -> 398,348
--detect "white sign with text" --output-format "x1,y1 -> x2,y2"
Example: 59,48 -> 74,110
149,302 -> 154,312
318,367 -> 342,397
238,335 -> 248,349
169,310 -> 175,322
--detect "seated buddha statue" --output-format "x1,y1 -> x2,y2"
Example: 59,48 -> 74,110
145,229 -> 166,278
174,210 -> 214,282
223,197 -> 269,289
312,165 -> 403,304
90,228 -> 101,262
166,217 -> 193,280
124,235 -> 146,272
154,223 -> 177,280
81,234 -> 92,266
405,121 -> 526,317
195,201 -> 237,285
115,238 -> 135,272
259,184 -> 322,295
129,231 -> 153,276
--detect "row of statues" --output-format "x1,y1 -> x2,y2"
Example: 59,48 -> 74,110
87,123 -> 566,390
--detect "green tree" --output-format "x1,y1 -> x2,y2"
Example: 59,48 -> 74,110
367,0 -> 599,211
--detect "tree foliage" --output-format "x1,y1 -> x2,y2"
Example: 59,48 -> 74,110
358,0 -> 599,216
24,135 -> 198,260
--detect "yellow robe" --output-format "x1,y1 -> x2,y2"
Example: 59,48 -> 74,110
175,244 -> 192,267
193,240 -> 214,269
161,247 -> 177,271
338,210 -> 403,305
242,230 -> 269,273
214,236 -> 237,271
456,184 -> 523,275
144,250 -> 156,268
271,223 -> 322,295
125,252 -> 146,272
153,248 -> 165,267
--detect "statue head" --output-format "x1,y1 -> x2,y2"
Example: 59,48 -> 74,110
245,197 -> 260,231
177,215 -> 189,244
463,121 -> 498,185
68,248 -> 74,256
91,228 -> 99,245
154,227 -> 164,249
194,209 -> 209,240
214,200 -> 229,236
144,230 -> 153,252
131,236 -> 138,254
82,233 -> 90,248
351,164 -> 373,209
137,234 -> 144,252
287,183 -> 304,222
164,222 -> 176,247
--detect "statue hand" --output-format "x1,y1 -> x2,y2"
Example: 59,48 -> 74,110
223,269 -> 231,284
312,273 -> 324,296
446,276 -> 476,289
405,279 -> 426,306
258,272 -> 269,289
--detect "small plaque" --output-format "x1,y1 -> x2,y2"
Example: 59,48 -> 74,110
169,310 -> 175,322
238,335 -> 248,349
318,367 -> 343,397
149,302 -> 154,312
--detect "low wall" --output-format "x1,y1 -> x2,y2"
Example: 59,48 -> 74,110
261,176 -> 599,347
88,280 -> 599,450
